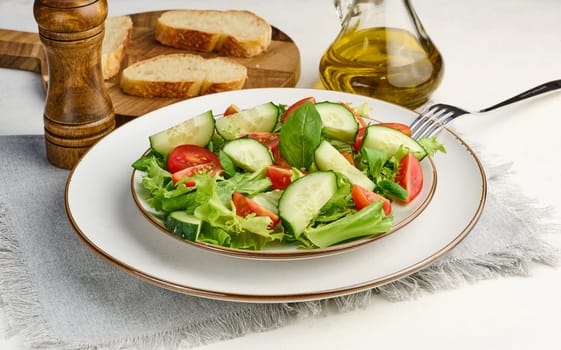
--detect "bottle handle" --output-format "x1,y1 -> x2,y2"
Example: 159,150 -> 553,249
333,0 -> 354,23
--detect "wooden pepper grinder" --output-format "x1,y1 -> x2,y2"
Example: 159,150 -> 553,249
33,0 -> 115,169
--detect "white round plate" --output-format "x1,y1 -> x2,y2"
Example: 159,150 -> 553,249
66,88 -> 486,303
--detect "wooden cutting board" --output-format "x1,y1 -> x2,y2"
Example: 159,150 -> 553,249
0,10 -> 300,121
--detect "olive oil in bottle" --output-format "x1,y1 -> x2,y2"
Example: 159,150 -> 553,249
320,27 -> 443,109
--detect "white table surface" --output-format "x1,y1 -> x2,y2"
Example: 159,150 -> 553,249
2,0 -> 561,349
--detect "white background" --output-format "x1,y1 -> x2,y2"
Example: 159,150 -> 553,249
1,0 -> 561,349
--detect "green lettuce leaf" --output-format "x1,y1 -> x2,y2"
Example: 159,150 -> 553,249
139,157 -> 173,212
303,200 -> 393,248
314,173 -> 354,223
418,136 -> 447,157
219,170 -> 272,197
131,150 -> 166,172
192,173 -> 282,250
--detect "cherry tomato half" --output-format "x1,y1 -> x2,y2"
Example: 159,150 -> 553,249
266,165 -> 293,190
167,144 -> 222,174
232,192 -> 280,228
241,132 -> 279,147
171,163 -> 221,186
340,151 -> 355,165
351,184 -> 392,216
280,97 -> 316,122
223,104 -> 241,116
353,127 -> 366,153
395,153 -> 423,203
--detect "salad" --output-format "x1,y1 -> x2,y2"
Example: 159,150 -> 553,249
132,97 -> 445,251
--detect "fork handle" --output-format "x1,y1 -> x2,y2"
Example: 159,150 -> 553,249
479,79 -> 561,113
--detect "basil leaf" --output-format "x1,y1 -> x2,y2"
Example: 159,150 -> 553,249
279,102 -> 323,169
218,150 -> 237,177
376,179 -> 408,201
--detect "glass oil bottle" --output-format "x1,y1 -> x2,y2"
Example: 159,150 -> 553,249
320,0 -> 444,109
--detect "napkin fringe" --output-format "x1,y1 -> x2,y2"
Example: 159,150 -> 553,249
376,239 -> 560,302
81,304 -> 295,350
0,212 -> 287,350
60,296 -> 372,350
0,198 -> 370,350
375,155 -> 561,302
0,202 -> 67,349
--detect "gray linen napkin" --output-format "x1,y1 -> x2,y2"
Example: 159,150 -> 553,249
0,135 -> 559,349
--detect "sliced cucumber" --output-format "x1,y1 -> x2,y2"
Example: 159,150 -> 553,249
314,140 -> 375,191
164,211 -> 202,241
222,138 -> 273,172
315,101 -> 359,143
278,171 -> 337,237
251,191 -> 282,215
149,110 -> 215,155
361,125 -> 427,160
215,102 -> 279,140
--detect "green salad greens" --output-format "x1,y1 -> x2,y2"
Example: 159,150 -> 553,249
132,98 -> 445,250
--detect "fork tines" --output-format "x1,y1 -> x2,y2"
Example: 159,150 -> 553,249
410,104 -> 466,139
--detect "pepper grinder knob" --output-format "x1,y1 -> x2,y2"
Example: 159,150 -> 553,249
33,0 -> 115,169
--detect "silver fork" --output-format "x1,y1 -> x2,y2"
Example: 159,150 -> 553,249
409,79 -> 561,140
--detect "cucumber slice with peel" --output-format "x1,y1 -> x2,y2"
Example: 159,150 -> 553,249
315,101 -> 359,143
361,125 -> 427,160
222,138 -> 273,172
164,211 -> 202,241
149,110 -> 215,155
314,140 -> 375,191
215,102 -> 279,140
278,171 -> 337,237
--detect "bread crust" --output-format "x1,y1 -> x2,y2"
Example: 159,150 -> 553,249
120,53 -> 247,98
155,22 -> 220,53
120,79 -> 202,98
220,34 -> 270,58
155,10 -> 271,58
201,80 -> 246,96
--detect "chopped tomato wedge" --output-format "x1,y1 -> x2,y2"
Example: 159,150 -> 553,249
269,136 -> 291,168
241,132 -> 278,147
351,184 -> 392,216
167,144 -> 222,174
340,151 -> 355,165
266,165 -> 293,190
378,122 -> 412,136
223,104 -> 241,116
171,163 -> 221,186
280,97 -> 316,122
353,127 -> 366,152
232,192 -> 280,228
167,144 -> 223,185
395,153 -> 423,203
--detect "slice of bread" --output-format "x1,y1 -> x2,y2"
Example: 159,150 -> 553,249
102,15 -> 133,80
120,53 -> 247,98
155,9 -> 272,57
